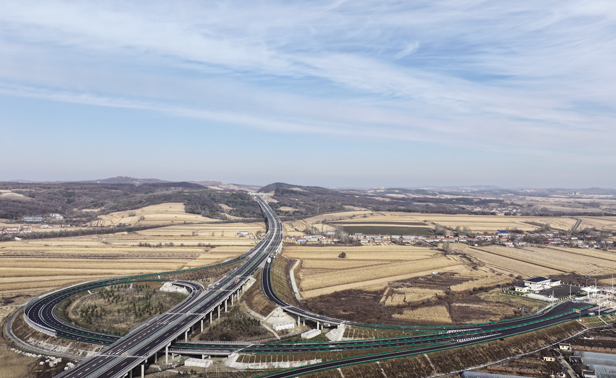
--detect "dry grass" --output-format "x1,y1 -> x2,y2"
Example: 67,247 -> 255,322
392,305 -> 451,323
383,288 -> 443,306
0,349 -> 35,378
450,275 -> 511,292
243,270 -> 277,317
478,290 -> 544,309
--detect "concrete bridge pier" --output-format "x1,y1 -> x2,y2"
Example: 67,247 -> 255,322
185,329 -> 189,342
231,292 -> 234,306
210,311 -> 213,324
200,318 -> 204,332
217,305 -> 221,318
141,364 -> 145,378
225,298 -> 228,312
165,344 -> 170,364
317,321 -> 320,330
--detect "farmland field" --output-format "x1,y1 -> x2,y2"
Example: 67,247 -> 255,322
284,210 -> 584,236
90,202 -> 219,227
0,220 -> 263,297
284,245 -> 508,300
452,244 -> 616,277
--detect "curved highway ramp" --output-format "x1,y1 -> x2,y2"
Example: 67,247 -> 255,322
49,197 -> 282,378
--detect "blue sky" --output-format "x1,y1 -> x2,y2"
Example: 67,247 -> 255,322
1,1 -> 615,188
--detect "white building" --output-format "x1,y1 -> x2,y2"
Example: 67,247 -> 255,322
272,322 -> 295,331
185,358 -> 213,368
524,277 -> 552,291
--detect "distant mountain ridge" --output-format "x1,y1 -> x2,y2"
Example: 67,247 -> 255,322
80,176 -> 170,185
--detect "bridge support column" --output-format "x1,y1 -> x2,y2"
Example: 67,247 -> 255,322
210,311 -> 213,323
217,305 -> 221,318
225,298 -> 228,312
317,321 -> 320,330
201,318 -> 204,332
141,364 -> 145,378
231,293 -> 234,306
297,316 -> 300,327
165,344 -> 169,364
185,329 -> 188,342
302,318 -> 305,326
129,371 -> 133,378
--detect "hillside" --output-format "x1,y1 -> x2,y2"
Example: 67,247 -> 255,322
0,182 -> 262,224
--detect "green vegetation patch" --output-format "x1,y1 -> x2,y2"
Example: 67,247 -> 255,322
198,307 -> 268,341
56,282 -> 187,336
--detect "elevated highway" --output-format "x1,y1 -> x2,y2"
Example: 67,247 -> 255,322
17,196 -> 612,377
258,304 -> 605,378
37,197 -> 282,378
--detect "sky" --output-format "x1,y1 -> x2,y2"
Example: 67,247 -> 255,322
1,1 -> 616,188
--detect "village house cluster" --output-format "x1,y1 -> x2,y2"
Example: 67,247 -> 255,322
1,214 -> 72,235
285,229 -> 614,250
1,223 -> 73,235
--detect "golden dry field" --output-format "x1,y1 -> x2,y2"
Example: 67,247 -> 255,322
0,349 -> 34,378
284,245 -> 510,299
89,202 -> 218,226
578,216 -> 616,232
452,244 -> 616,276
283,210 -> 373,236
284,210 -> 588,235
0,220 -> 264,297
392,305 -> 452,323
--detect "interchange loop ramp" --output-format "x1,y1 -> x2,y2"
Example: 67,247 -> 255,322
38,197 -> 282,378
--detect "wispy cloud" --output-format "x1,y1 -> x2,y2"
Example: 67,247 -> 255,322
1,0 -> 615,160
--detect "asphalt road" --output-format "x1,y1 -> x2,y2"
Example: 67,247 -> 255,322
257,304 -> 603,378
18,197 -> 609,377
26,279 -> 202,345
168,301 -> 592,356
53,197 -> 282,378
